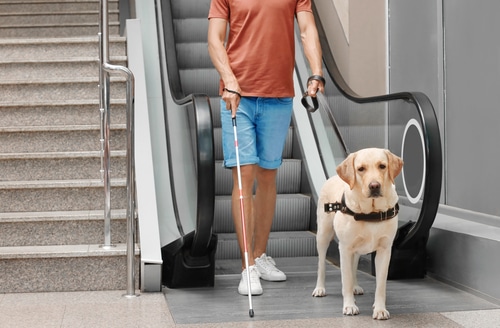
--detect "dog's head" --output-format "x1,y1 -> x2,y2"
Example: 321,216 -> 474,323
336,148 -> 403,198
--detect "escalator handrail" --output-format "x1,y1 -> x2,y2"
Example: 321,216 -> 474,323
157,0 -> 215,256
312,6 -> 442,249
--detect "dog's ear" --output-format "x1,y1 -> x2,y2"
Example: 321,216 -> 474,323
336,153 -> 356,189
385,150 -> 404,183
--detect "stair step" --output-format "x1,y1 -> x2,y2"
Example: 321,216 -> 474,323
0,36 -> 126,60
0,151 -> 126,181
0,125 -> 126,153
215,231 -> 317,260
214,194 -> 311,233
0,77 -> 126,103
0,11 -> 118,25
215,158 -> 302,195
0,243 -> 138,293
0,57 -> 127,80
0,1 -> 119,13
0,100 -> 126,127
0,23 -> 120,38
0,209 -> 127,246
0,179 -> 127,212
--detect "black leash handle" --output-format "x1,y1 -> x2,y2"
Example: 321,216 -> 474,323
301,75 -> 325,113
301,92 -> 319,112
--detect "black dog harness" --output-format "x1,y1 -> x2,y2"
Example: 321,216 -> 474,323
324,193 -> 399,222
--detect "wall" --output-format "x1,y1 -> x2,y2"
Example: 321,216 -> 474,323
441,0 -> 500,216
316,0 -> 388,97
389,0 -> 500,218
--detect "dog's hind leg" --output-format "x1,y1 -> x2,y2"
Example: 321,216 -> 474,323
312,216 -> 335,297
352,253 -> 364,295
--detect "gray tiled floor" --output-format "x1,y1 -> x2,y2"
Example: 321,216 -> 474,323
1,257 -> 499,327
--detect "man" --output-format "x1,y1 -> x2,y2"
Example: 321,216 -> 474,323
208,0 -> 324,295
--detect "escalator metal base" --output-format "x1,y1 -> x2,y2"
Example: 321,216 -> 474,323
372,238 -> 428,280
161,231 -> 218,288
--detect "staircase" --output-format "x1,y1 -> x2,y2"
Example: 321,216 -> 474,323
0,0 -> 136,292
169,0 -> 316,262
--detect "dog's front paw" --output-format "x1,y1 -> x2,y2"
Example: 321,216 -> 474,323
372,308 -> 390,320
343,304 -> 360,316
312,287 -> 326,297
353,285 -> 364,295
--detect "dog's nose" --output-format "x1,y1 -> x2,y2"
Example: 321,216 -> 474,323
369,182 -> 381,191
369,182 -> 381,197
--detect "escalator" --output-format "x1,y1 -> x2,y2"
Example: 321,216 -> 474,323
156,0 -> 442,288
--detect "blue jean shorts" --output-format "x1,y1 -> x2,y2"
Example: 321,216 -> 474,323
221,97 -> 293,169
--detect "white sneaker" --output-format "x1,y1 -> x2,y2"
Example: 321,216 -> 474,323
238,265 -> 263,296
255,253 -> 287,281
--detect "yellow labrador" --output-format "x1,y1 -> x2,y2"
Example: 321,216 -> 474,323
312,148 -> 403,320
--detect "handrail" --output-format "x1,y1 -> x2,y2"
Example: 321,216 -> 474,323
310,4 -> 442,250
98,0 -> 137,297
156,0 -> 215,257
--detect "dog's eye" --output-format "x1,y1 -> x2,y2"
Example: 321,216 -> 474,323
357,167 -> 365,172
379,164 -> 387,170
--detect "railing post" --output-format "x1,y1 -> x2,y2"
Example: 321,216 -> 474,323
99,0 -> 137,298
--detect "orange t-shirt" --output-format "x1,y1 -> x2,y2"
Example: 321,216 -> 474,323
208,0 -> 312,97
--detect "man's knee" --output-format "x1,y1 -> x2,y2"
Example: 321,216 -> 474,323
256,167 -> 277,184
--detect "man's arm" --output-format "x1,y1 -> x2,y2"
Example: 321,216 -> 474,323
207,18 -> 240,116
297,11 -> 324,96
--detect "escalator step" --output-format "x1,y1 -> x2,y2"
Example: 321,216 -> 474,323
173,18 -> 208,43
171,0 -> 210,19
179,68 -> 219,96
176,43 -> 213,69
215,158 -> 301,195
215,231 -> 317,260
214,194 -> 311,233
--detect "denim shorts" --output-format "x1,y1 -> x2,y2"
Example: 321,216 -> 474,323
221,97 -> 293,169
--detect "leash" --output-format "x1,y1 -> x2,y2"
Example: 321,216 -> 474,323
301,75 -> 325,112
324,193 -> 399,222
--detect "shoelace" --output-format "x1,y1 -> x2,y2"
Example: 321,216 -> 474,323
265,255 -> 276,266
243,266 -> 260,279
258,256 -> 280,272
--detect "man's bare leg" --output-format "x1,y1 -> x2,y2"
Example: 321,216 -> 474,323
232,164 -> 256,269
253,167 -> 278,258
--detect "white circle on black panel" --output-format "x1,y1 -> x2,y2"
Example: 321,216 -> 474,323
401,119 -> 426,204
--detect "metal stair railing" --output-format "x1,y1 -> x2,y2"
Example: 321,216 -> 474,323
98,0 -> 137,297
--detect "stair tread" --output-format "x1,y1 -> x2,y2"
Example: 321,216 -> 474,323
0,56 -> 126,64
0,10 -> 118,16
0,98 -> 125,107
0,75 -> 126,85
0,35 -> 125,44
0,150 -> 126,160
0,243 -> 138,259
0,123 -> 126,132
0,21 -> 118,28
0,178 -> 127,189
0,209 -> 126,222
